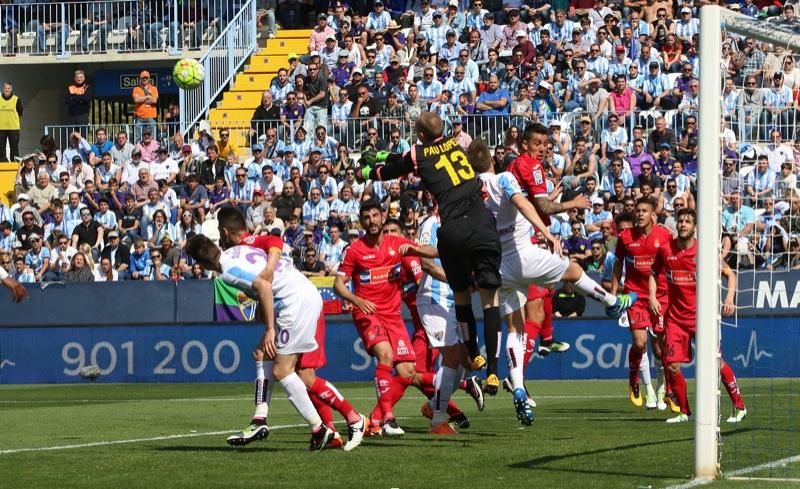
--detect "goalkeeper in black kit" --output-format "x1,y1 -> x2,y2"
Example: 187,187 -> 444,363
357,112 -> 505,394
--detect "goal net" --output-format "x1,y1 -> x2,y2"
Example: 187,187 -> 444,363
696,6 -> 800,483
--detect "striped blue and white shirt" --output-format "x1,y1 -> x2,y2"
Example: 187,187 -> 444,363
366,10 -> 392,31
25,247 -> 50,274
416,215 -> 454,307
302,199 -> 330,224
548,19 -> 575,42
675,18 -> 700,40
231,179 -> 256,201
93,210 -> 117,230
310,177 -> 338,200
330,198 -> 360,221
426,23 -> 450,52
418,79 -> 444,102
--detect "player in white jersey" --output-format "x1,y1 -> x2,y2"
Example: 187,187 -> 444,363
467,140 -> 637,425
415,210 -> 480,434
186,234 -> 364,452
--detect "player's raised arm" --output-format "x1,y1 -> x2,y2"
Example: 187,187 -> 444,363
399,241 -> 438,259
721,262 -> 737,317
357,149 -> 414,182
510,193 -> 562,256
251,276 -> 277,358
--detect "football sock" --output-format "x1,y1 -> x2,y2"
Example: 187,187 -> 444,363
309,392 -> 336,431
523,319 -> 541,367
389,375 -> 413,408
629,347 -> 644,386
668,369 -> 691,415
253,360 -> 274,420
430,366 -> 459,425
720,363 -> 745,410
483,305 -> 502,376
419,371 -> 436,390
447,366 -> 464,413
659,355 -> 672,394
310,377 -> 361,425
540,296 -> 554,341
639,352 -> 652,387
455,304 -> 481,361
280,372 -> 322,430
506,331 -> 525,390
374,363 -> 394,421
574,273 -> 616,306
412,328 -> 435,373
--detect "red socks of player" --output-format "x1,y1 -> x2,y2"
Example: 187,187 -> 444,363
629,347 -> 644,385
524,320 -> 541,367
308,377 -> 361,426
374,363 -> 395,422
720,363 -> 745,410
667,369 -> 691,416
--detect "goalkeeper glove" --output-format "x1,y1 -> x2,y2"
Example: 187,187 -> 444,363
359,150 -> 390,180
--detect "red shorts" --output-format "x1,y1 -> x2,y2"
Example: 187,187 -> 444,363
664,320 -> 696,364
527,284 -> 551,301
297,313 -> 327,369
354,312 -> 416,364
627,298 -> 667,334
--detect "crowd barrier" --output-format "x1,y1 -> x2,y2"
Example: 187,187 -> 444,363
0,0 -> 244,57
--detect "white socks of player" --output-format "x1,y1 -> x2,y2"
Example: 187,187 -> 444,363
430,366 -> 460,425
506,332 -> 525,390
254,360 -> 274,419
280,372 -> 323,430
639,352 -> 652,387
574,273 -> 617,307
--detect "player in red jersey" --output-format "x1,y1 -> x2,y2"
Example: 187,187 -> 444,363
612,197 -> 675,408
650,208 -> 746,423
382,219 -> 482,429
215,208 -> 367,450
334,199 -> 439,436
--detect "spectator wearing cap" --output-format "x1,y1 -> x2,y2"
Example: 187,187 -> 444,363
61,131 -> 93,167
674,7 -> 699,46
439,29 -> 464,64
131,71 -> 158,140
136,130 -> 160,164
320,35 -> 341,71
445,0 -> 466,34
585,196 -> 612,240
530,81 -> 559,122
24,233 -> 49,282
309,13 -> 336,52
640,61 -> 672,110
426,11 -> 449,56
366,0 -> 392,35
608,45 -> 632,88
244,142 -> 268,180
332,50 -> 356,88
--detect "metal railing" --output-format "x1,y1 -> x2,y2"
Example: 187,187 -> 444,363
0,0 -> 245,57
178,0 -> 257,140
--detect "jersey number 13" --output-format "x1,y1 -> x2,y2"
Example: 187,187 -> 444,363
434,150 -> 475,186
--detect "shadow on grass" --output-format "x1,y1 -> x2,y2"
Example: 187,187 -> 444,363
508,427 -> 754,476
153,446 -> 282,453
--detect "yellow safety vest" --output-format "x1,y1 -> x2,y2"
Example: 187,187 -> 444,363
0,95 -> 21,131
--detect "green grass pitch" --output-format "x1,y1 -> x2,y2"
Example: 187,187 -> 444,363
0,379 -> 796,488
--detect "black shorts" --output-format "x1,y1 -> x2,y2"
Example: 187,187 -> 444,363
436,205 -> 502,292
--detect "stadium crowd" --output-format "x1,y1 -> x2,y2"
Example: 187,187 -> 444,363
2,0 -> 800,286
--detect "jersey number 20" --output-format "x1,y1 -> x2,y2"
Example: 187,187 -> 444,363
434,150 -> 474,186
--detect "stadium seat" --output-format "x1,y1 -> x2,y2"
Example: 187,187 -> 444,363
248,54 -> 289,73
258,38 -> 308,55
233,73 -> 271,91
218,91 -> 265,109
106,29 -> 127,49
17,32 -> 36,50
275,29 -> 313,39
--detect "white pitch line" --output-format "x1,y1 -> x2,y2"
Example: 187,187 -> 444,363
664,453 -> 800,489
0,423 -> 307,455
0,395 -> 628,404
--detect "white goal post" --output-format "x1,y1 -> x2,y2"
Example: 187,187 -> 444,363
696,6 -> 800,481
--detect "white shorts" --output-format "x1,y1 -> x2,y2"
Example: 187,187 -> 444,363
275,284 -> 321,355
498,245 -> 570,316
417,302 -> 461,348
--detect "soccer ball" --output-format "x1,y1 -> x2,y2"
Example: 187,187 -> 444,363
173,58 -> 205,90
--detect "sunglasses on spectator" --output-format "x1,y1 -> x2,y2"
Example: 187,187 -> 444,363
220,133 -> 229,137
48,159 -> 57,164
60,177 -> 70,181
81,211 -> 91,216
183,213 -> 192,218
319,170 -> 329,174
151,254 -> 161,259
368,131 -> 377,136
237,173 -> 247,177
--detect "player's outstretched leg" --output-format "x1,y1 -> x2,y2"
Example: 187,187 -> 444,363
536,292 -> 570,356
561,263 -> 637,318
227,357 -> 273,446
721,359 -> 747,423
